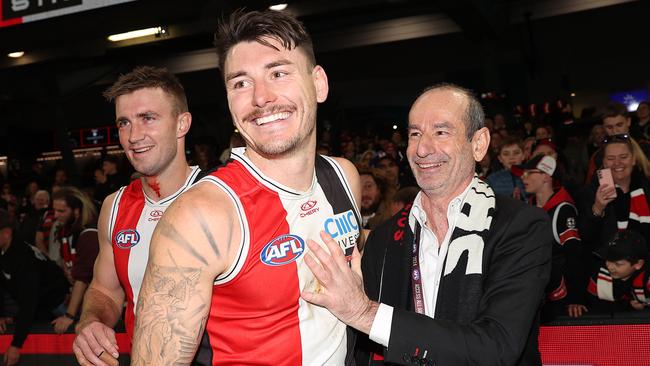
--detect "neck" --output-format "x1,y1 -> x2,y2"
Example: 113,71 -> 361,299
617,177 -> 631,193
420,175 -> 473,241
141,156 -> 192,201
535,186 -> 554,207
243,143 -> 316,192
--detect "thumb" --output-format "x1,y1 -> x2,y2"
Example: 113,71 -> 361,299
350,245 -> 362,277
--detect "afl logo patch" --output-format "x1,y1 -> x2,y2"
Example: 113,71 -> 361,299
260,234 -> 305,266
115,229 -> 140,249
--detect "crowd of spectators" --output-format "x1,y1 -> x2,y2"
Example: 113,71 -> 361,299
0,98 -> 648,361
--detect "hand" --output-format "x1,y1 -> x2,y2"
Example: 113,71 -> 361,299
512,187 -> 521,200
594,184 -> 616,212
567,304 -> 588,317
301,231 -> 377,334
73,320 -> 119,366
51,315 -> 74,334
630,300 -> 646,311
3,345 -> 20,366
0,318 -> 7,334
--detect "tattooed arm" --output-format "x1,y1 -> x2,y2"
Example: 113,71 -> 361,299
131,184 -> 239,366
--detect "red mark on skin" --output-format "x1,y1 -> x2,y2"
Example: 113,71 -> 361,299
146,178 -> 161,198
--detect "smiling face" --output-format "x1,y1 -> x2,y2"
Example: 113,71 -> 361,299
223,37 -> 328,159
603,142 -> 635,184
407,88 -> 488,200
115,87 -> 188,177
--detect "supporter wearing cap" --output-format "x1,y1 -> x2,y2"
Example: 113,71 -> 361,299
587,230 -> 650,312
520,154 -> 584,320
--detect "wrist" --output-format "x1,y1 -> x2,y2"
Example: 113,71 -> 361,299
592,203 -> 604,218
354,299 -> 379,334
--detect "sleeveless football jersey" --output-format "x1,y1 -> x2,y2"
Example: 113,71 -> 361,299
201,148 -> 361,365
109,166 -> 201,340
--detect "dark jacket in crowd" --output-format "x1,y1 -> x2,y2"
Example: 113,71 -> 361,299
0,240 -> 69,347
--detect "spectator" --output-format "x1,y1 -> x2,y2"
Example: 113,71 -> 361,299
633,101 -> 650,141
519,155 -> 583,320
585,103 -> 650,183
587,124 -> 606,158
535,124 -> 554,140
389,186 -> 419,216
585,230 -> 649,313
0,209 -> 69,366
579,135 -> 650,259
50,187 -> 99,334
360,171 -> 390,230
15,190 -> 50,246
522,136 -> 536,162
486,136 -> 526,201
51,168 -> 68,193
0,183 -> 16,210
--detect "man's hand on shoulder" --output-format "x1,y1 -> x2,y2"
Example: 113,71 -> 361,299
301,231 -> 378,334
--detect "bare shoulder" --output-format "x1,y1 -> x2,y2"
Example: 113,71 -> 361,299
149,180 -> 241,278
330,157 -> 360,181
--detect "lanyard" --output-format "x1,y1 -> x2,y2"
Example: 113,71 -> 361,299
411,222 -> 425,314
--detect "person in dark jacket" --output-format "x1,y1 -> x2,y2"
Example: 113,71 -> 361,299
303,83 -> 552,366
0,209 -> 69,366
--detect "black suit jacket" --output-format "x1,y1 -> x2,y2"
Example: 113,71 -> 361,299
357,195 -> 552,366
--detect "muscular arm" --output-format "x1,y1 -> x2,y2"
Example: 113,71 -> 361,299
73,194 -> 125,365
77,194 -> 124,329
131,184 -> 238,366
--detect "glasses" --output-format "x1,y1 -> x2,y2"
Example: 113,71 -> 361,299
602,133 -> 630,144
521,170 -> 544,179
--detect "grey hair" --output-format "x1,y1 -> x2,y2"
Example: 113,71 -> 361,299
417,83 -> 485,140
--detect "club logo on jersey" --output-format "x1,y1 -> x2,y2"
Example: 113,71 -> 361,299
148,209 -> 164,222
324,210 -> 360,257
300,200 -> 319,217
115,229 -> 140,249
260,234 -> 305,266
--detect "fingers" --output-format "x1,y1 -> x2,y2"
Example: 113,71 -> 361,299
73,337 -> 110,366
349,244 -> 362,277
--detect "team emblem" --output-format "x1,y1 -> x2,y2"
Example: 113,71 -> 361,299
115,229 -> 141,249
566,217 -> 576,229
260,234 -> 305,266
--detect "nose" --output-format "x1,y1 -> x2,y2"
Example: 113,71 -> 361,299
252,80 -> 276,108
415,133 -> 437,158
128,122 -> 145,144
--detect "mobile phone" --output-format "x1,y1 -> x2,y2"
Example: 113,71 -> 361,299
597,168 -> 617,198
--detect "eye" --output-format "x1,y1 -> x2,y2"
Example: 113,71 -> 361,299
143,113 -> 155,122
272,71 -> 287,79
232,79 -> 250,89
408,130 -> 421,138
116,119 -> 129,128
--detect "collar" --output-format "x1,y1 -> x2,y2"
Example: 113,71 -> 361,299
409,180 -> 473,232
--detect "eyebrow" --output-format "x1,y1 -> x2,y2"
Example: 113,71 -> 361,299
224,58 -> 294,82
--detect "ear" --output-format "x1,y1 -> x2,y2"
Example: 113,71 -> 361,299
177,112 -> 192,138
471,127 -> 490,162
634,259 -> 645,270
312,65 -> 329,103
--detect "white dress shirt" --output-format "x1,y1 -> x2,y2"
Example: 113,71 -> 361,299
368,182 -> 473,347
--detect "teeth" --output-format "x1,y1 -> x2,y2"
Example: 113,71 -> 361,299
254,112 -> 291,125
418,162 -> 443,169
133,146 -> 152,153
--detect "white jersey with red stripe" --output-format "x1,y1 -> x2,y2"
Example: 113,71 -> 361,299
108,166 -> 201,340
201,147 -> 361,366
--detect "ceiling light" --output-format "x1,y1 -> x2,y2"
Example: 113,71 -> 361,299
269,3 -> 288,11
8,51 -> 24,58
570,92 -> 576,97
108,27 -> 165,42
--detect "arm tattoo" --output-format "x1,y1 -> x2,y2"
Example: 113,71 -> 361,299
131,250 -> 209,366
195,210 -> 223,258
157,219 -> 209,266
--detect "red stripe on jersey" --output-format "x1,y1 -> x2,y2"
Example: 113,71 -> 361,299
112,180 -> 145,341
559,229 -> 580,245
207,160 -> 302,365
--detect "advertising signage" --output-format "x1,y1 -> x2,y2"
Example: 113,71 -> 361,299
1,0 -> 136,28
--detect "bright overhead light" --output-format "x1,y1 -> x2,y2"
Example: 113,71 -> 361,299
8,51 -> 24,58
570,92 -> 576,97
108,26 -> 165,42
269,3 -> 288,11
